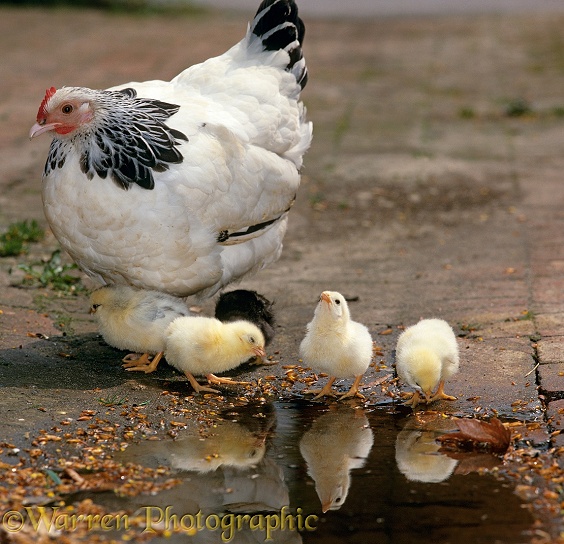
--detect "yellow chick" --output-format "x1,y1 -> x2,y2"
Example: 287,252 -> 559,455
299,407 -> 374,513
395,318 -> 459,408
299,291 -> 373,400
89,285 -> 191,373
164,316 -> 266,394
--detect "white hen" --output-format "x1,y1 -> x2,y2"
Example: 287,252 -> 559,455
395,318 -> 460,408
299,291 -> 373,400
30,0 -> 311,299
90,285 -> 191,373
164,316 -> 266,394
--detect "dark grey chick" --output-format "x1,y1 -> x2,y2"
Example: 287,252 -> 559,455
215,290 -> 276,346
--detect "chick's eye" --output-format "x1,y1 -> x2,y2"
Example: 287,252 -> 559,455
249,336 -> 256,344
335,299 -> 341,305
61,104 -> 74,114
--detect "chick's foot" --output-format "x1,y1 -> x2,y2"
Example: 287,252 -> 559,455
339,375 -> 365,401
403,390 -> 422,408
206,374 -> 250,386
305,376 -> 337,400
122,352 -> 163,373
185,372 -> 220,394
429,380 -> 457,403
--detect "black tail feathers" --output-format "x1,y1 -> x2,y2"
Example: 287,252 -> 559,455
251,0 -> 308,89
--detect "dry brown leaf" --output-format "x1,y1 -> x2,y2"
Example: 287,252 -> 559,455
437,417 -> 511,454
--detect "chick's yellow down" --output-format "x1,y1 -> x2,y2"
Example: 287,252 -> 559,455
90,285 -> 191,373
164,316 -> 266,394
395,318 -> 460,408
299,291 -> 373,400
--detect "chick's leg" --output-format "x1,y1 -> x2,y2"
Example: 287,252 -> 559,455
123,352 -> 163,374
339,375 -> 365,401
403,390 -> 422,408
305,376 -> 338,399
185,372 -> 220,394
206,374 -> 250,386
429,380 -> 457,403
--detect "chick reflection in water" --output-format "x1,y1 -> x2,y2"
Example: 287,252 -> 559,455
395,427 -> 458,483
125,419 -> 266,473
299,406 -> 374,513
116,406 -> 290,517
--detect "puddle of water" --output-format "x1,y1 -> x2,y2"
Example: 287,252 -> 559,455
68,400 -> 532,543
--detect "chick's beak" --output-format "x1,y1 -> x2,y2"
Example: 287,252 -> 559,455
89,306 -> 97,315
254,436 -> 267,448
29,121 -> 60,139
320,292 -> 332,304
252,346 -> 267,358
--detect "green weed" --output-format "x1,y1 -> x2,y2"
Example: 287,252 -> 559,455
0,220 -> 44,257
17,249 -> 86,294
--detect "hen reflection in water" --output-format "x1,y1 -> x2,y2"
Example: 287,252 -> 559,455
299,406 -> 374,513
395,427 -> 459,483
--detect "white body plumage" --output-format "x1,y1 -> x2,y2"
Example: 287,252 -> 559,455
299,291 -> 373,400
300,292 -> 373,379
33,0 -> 312,299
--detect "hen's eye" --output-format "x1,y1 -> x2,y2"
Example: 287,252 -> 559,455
62,104 -> 74,114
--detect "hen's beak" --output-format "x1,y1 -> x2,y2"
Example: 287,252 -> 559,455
29,122 -> 60,139
320,292 -> 332,304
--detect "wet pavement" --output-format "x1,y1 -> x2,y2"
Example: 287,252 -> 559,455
1,3 -> 564,544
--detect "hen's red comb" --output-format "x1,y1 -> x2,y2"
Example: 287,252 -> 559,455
37,87 -> 57,121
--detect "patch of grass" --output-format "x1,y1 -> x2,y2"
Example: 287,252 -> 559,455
309,192 -> 328,211
333,104 -> 354,147
98,395 -> 127,407
504,99 -> 533,118
0,220 -> 44,257
458,107 -> 476,119
518,309 -> 535,321
17,249 -> 86,294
